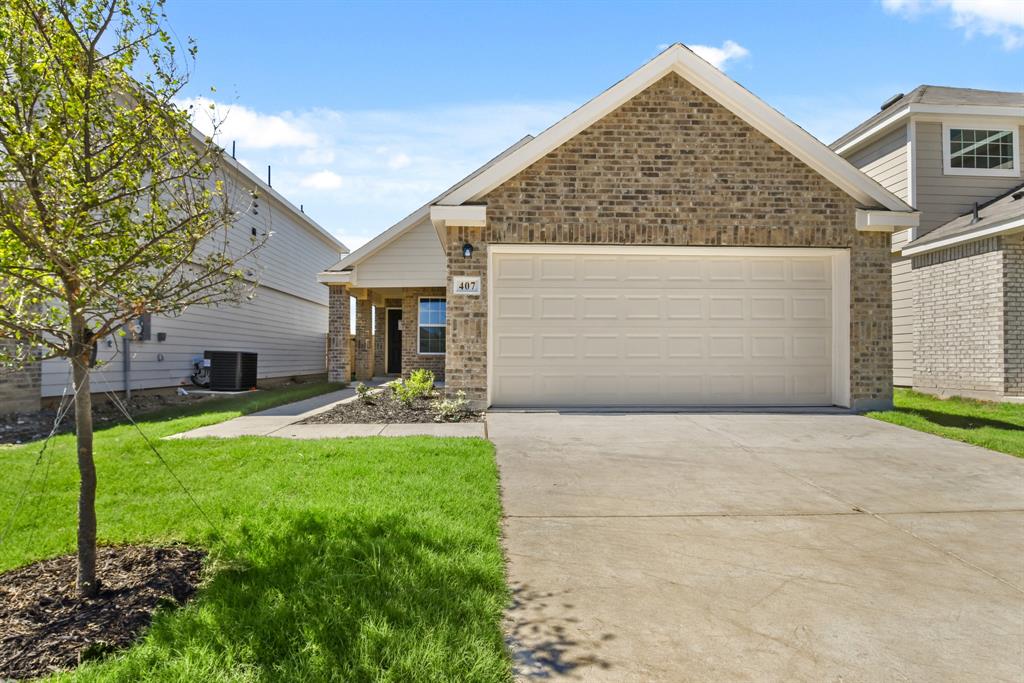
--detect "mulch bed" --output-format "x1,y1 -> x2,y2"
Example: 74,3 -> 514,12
299,391 -> 483,425
0,391 -> 218,446
0,545 -> 205,681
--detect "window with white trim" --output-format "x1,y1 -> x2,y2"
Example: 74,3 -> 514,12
944,124 -> 1019,177
418,298 -> 446,354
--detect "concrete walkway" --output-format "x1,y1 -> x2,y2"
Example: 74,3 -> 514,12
167,380 -> 485,439
490,411 -> 1024,682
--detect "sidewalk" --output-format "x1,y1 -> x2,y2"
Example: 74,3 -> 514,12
166,378 -> 486,440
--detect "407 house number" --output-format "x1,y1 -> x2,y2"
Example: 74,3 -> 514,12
452,276 -> 481,295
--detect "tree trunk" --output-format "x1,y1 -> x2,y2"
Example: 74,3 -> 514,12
71,348 -> 98,598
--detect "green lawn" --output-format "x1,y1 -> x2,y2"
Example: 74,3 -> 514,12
868,388 -> 1024,457
1,386 -> 510,682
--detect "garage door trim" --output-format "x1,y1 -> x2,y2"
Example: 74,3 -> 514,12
486,245 -> 851,408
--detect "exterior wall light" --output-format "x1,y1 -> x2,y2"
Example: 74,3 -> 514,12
462,242 -> 474,258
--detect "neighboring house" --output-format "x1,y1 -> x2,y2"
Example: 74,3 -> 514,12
318,44 -> 917,411
833,87 -> 1023,401
0,153 -> 347,414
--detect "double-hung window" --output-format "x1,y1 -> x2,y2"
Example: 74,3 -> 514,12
944,123 -> 1019,177
418,298 -> 446,354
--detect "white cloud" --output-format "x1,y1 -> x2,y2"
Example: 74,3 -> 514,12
688,40 -> 751,70
882,0 -> 1024,49
180,97 -> 318,149
387,152 -> 412,170
192,99 -> 576,249
300,170 -> 343,190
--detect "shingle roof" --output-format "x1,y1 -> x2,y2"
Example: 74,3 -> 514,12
904,182 -> 1024,250
830,85 -> 1024,151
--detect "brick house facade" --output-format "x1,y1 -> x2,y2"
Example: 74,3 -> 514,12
318,45 -> 915,410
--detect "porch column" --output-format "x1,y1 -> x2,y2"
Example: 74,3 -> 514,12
354,297 -> 374,381
373,304 -> 386,376
327,285 -> 351,383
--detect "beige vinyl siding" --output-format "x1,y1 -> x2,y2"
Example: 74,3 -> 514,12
354,218 -> 446,287
891,229 -> 916,386
915,121 -> 1024,235
845,126 -> 909,201
39,162 -> 341,397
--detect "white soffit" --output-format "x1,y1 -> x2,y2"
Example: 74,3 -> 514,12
436,44 -> 914,213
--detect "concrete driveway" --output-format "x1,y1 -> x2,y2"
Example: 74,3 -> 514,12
489,411 -> 1024,682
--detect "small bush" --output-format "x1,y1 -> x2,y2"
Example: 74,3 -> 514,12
408,369 -> 435,395
355,382 -> 373,403
390,379 -> 417,407
431,391 -> 470,423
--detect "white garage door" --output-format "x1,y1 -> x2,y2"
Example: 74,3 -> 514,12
489,247 -> 845,408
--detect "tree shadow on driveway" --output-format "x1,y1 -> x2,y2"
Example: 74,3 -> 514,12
505,582 -> 615,679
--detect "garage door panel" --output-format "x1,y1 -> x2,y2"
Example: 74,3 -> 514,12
491,250 -> 836,407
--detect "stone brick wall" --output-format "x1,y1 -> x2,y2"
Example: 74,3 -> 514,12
912,238 -> 1005,400
1004,233 -> 1024,396
354,298 -> 374,381
327,285 -> 350,384
444,72 -> 892,409
373,305 -> 387,376
0,340 -> 42,415
401,287 -> 446,381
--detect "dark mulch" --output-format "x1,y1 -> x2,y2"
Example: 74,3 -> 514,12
300,391 -> 483,424
0,545 -> 205,681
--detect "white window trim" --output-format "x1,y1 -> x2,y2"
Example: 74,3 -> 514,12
942,120 -> 1020,178
417,296 -> 446,356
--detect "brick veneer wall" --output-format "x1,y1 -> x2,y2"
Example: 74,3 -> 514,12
327,285 -> 350,384
0,340 -> 41,414
354,298 -> 374,381
1003,233 -> 1023,396
402,287 -> 446,381
444,72 -> 892,409
912,238 -> 1005,400
373,305 -> 387,376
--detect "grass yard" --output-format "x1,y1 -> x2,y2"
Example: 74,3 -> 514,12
0,386 -> 510,681
868,388 -> 1024,457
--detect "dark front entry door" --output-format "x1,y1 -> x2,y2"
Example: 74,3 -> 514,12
386,309 -> 402,374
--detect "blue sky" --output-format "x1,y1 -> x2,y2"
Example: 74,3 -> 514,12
168,0 -> 1024,249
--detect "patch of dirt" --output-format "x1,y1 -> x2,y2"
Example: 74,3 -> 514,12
0,391 -> 219,445
0,545 -> 205,680
300,391 -> 483,424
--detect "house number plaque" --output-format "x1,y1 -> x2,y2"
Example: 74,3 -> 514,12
452,276 -> 481,296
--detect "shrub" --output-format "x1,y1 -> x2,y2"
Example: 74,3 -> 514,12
390,379 -> 417,407
408,369 -> 435,395
390,369 -> 436,407
355,382 -> 373,403
431,391 -> 470,423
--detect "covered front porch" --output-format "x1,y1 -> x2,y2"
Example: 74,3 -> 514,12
322,283 -> 446,385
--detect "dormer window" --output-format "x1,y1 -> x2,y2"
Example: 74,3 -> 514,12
943,122 -> 1019,177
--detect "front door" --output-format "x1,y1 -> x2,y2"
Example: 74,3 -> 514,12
386,309 -> 402,374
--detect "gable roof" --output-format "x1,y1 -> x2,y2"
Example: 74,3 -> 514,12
322,134 -> 534,273
902,183 -> 1024,256
434,43 -> 913,213
831,85 -> 1024,154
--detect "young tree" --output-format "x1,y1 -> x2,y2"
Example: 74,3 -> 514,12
0,0 -> 264,596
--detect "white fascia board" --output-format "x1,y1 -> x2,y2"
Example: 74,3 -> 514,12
833,105 -> 1023,156
901,216 -> 1024,256
855,209 -> 921,232
316,270 -> 352,285
334,206 -> 431,270
437,44 -> 912,213
430,205 -> 487,243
